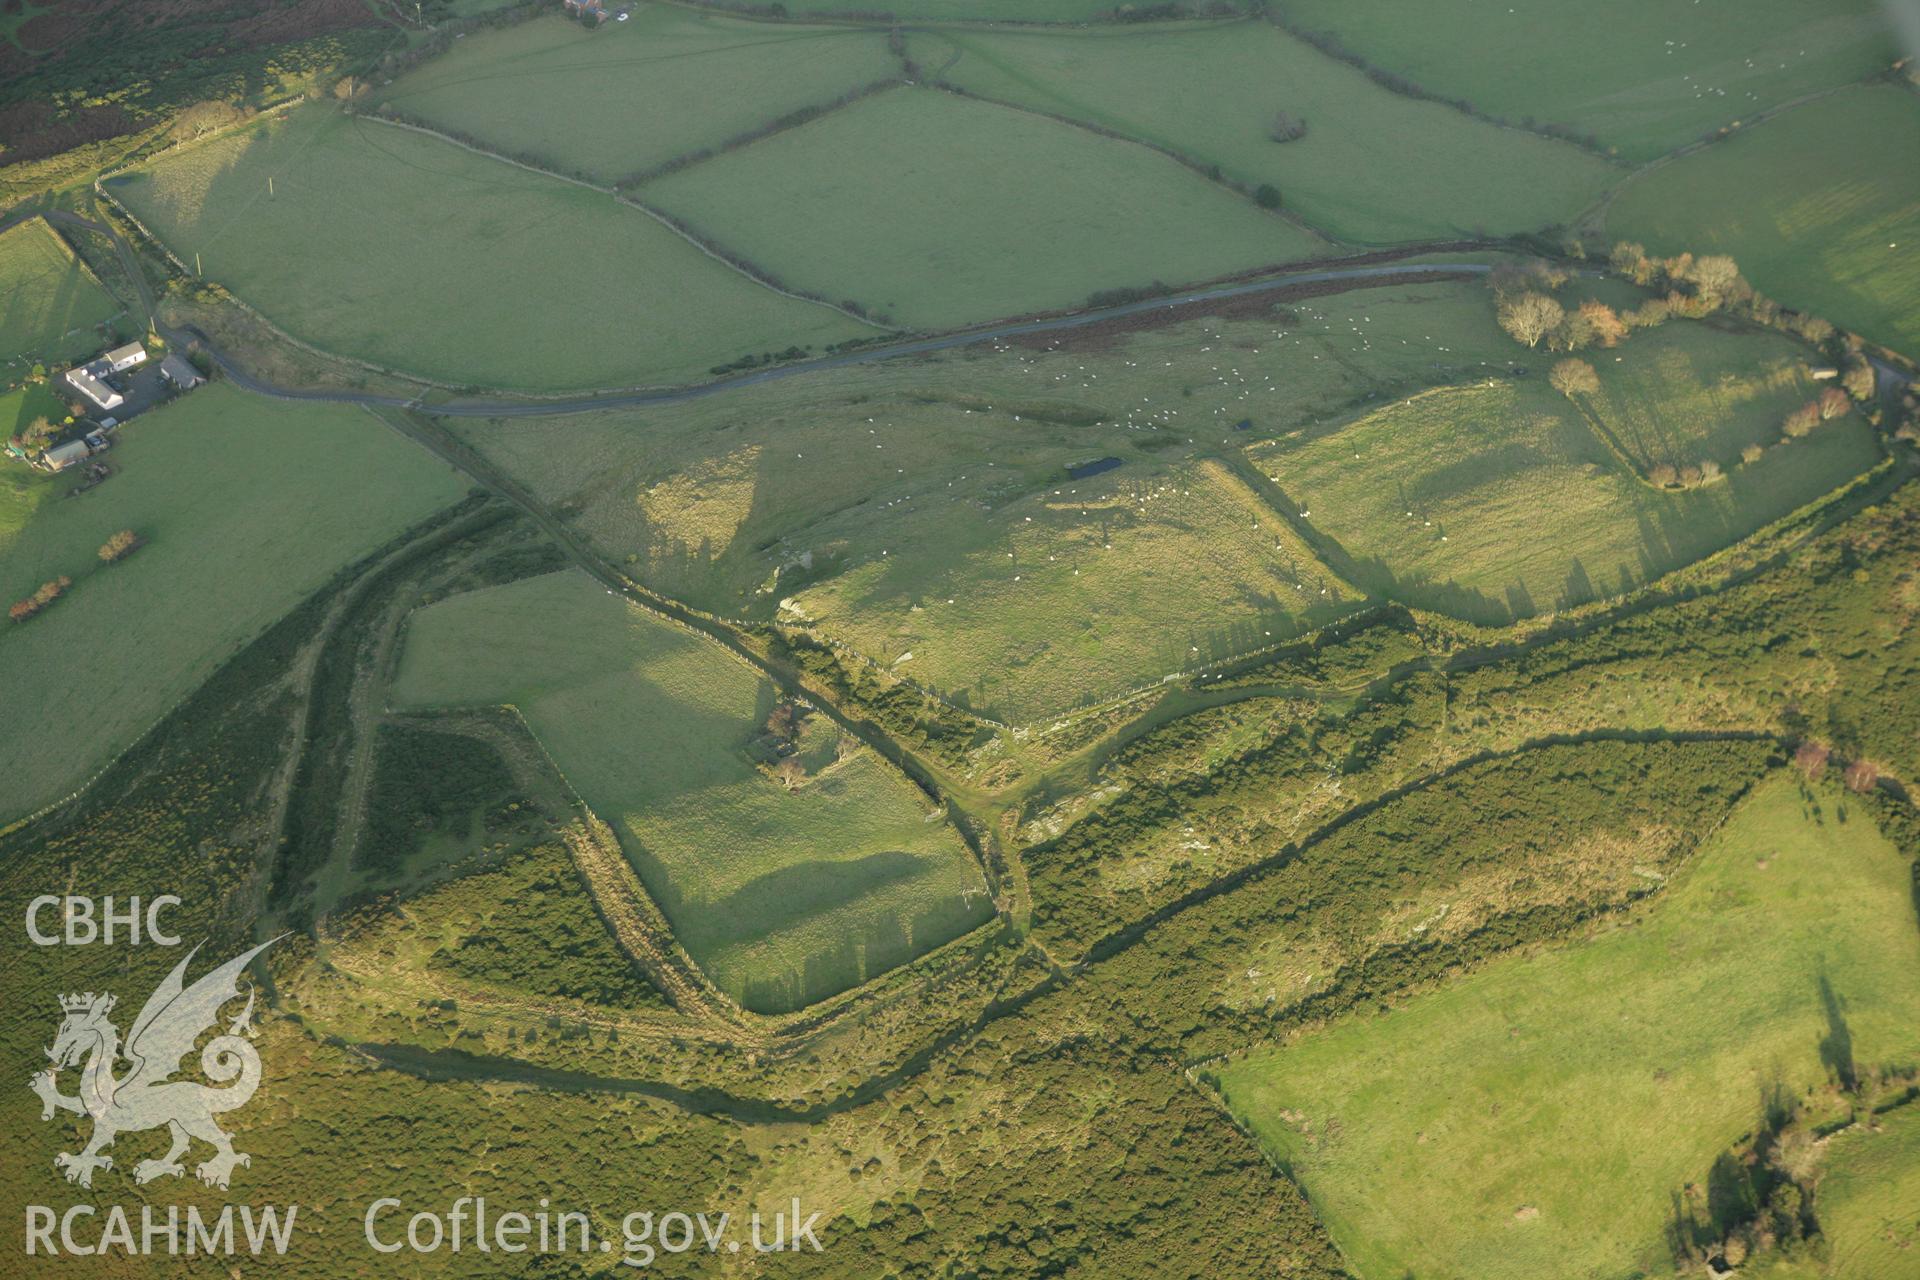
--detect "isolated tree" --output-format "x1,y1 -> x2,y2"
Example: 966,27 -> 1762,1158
1550,308 -> 1596,351
1791,313 -> 1835,344
1782,402 -> 1822,438
1579,299 -> 1628,347
1497,291 -> 1563,348
1549,358 -> 1600,397
1841,358 -> 1876,402
1267,111 -> 1308,143
1698,458 -> 1721,481
98,529 -> 142,563
1817,386 -> 1851,419
1741,443 -> 1766,465
1609,241 -> 1654,285
774,758 -> 806,791
1253,184 -> 1283,210
1793,740 -> 1829,780
1648,463 -> 1679,486
1843,759 -> 1879,793
1679,253 -> 1742,303
1525,258 -> 1571,291
1623,298 -> 1670,330
10,575 -> 72,623
18,416 -> 56,450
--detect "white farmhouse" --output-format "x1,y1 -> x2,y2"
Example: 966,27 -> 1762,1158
63,365 -> 123,412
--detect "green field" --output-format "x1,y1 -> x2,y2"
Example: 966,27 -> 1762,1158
698,0 -> 1151,19
1575,320 -> 1817,472
919,20 -> 1620,243
1751,1102 -> 1920,1279
1215,772 -> 1920,1280
0,383 -> 467,823
378,9 -> 898,185
453,273 -> 1850,701
1609,85 -> 1920,359
1251,322 -> 1881,622
788,457 -> 1358,721
0,216 -> 122,366
1272,0 -> 1899,161
453,277 -> 1554,719
641,86 -> 1324,328
106,105 -> 869,390
388,569 -> 992,1012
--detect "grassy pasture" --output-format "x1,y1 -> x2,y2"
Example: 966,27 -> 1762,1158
107,105 -> 868,390
1747,1102 -> 1920,1279
0,383 -> 467,824
639,86 -> 1324,328
376,9 -> 899,185
454,278 -> 1544,717
919,20 -> 1620,243
1272,0 -> 1900,162
1577,320 -> 1816,472
1609,84 -> 1920,359
700,0 -> 1148,19
454,274 -> 1851,704
1215,773 -> 1920,1280
454,275 -> 1536,605
388,569 -> 992,1012
1251,325 -> 1880,623
787,457 -> 1359,722
0,216 -> 122,366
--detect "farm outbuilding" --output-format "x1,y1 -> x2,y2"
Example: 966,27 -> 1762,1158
104,342 -> 147,373
160,353 -> 205,391
41,439 -> 92,472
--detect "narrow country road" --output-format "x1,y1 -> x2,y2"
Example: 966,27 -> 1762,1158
178,260 -> 1489,417
14,202 -> 1488,417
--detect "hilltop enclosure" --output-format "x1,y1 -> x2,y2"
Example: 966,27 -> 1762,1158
389,570 -> 993,1012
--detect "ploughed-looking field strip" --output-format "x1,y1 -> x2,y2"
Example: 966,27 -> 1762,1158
1608,83 -> 1920,360
639,86 -> 1326,330
0,383 -> 468,824
374,8 -> 900,186
1251,319 -> 1882,624
105,105 -> 869,392
1269,0 -> 1899,162
0,215 -> 121,365
387,569 -> 993,1014
914,20 -> 1620,244
1215,772 -> 1920,1280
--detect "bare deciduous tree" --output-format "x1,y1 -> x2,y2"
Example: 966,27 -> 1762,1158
1549,358 -> 1600,397
1497,291 -> 1564,348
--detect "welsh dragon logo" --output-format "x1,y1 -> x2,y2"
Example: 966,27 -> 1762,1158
29,937 -> 283,1190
